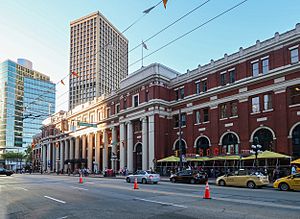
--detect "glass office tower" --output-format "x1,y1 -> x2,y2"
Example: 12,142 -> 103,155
0,59 -> 55,168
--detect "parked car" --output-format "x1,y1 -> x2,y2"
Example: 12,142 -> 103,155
0,168 -> 14,176
170,170 -> 208,184
273,173 -> 300,191
126,170 -> 160,184
216,169 -> 269,189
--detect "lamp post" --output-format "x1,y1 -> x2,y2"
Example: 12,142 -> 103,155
250,136 -> 262,171
178,109 -> 183,171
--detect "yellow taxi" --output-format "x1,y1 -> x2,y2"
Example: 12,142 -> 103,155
216,169 -> 269,189
273,173 -> 300,191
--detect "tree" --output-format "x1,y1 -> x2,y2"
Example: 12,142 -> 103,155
24,145 -> 33,164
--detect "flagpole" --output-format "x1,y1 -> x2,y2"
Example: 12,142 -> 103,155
141,41 -> 144,67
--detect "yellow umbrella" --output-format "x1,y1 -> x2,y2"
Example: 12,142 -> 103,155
187,157 -> 210,162
291,158 -> 300,165
208,155 -> 241,161
242,150 -> 290,160
157,155 -> 179,162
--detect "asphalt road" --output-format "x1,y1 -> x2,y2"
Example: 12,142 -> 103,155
0,174 -> 300,219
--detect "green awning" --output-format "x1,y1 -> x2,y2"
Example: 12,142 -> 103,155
208,155 -> 241,161
186,157 -> 210,162
242,150 -> 291,160
157,155 -> 179,162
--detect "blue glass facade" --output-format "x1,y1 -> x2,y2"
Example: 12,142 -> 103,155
0,60 -> 55,154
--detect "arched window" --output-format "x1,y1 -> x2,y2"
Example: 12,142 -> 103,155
195,137 -> 210,156
221,133 -> 239,155
253,128 -> 274,151
292,124 -> 300,157
134,143 -> 142,171
174,140 -> 186,155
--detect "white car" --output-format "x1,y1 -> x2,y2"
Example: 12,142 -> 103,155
126,170 -> 160,184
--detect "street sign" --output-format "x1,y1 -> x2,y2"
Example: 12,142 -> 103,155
78,122 -> 97,128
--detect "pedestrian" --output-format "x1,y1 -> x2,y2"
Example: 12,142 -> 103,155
291,165 -> 296,175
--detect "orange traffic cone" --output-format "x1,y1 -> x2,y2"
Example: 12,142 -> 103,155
133,177 -> 139,190
79,173 -> 83,184
203,181 -> 211,199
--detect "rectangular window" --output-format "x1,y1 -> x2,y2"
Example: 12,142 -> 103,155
220,104 -> 227,119
252,62 -> 259,76
196,82 -> 200,94
230,102 -> 238,117
290,48 -> 299,64
262,58 -> 269,74
106,108 -> 110,118
229,70 -> 235,83
180,88 -> 184,99
202,80 -> 207,92
123,99 -> 127,109
181,113 -> 186,126
290,86 -> 300,105
203,108 -> 209,122
133,95 -> 139,107
195,111 -> 201,124
220,73 -> 226,86
175,90 -> 179,100
263,94 -> 272,110
145,91 -> 149,102
251,96 -> 260,113
174,115 -> 179,128
115,104 -> 120,114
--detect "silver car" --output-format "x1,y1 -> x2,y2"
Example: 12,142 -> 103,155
126,170 -> 160,184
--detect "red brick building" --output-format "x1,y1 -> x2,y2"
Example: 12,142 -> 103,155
33,24 -> 300,173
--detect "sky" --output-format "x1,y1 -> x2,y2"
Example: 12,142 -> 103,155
0,0 -> 299,112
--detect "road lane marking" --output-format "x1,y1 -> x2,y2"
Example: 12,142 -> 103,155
134,198 -> 187,208
214,197 -> 300,210
70,186 -> 88,191
44,196 -> 66,204
16,187 -> 28,191
56,216 -> 68,219
85,182 -> 95,185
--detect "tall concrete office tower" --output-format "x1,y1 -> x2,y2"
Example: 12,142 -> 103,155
69,11 -> 128,110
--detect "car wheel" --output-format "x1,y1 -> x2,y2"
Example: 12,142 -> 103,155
171,178 -> 176,183
247,181 -> 256,189
279,182 -> 289,191
190,178 -> 195,184
142,178 -> 147,184
219,180 -> 226,186
126,177 -> 131,183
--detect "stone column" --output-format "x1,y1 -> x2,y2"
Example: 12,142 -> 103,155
52,143 -> 56,171
69,138 -> 75,172
148,115 -> 155,169
82,135 -> 87,160
102,129 -> 108,171
95,132 -> 101,174
46,143 -> 51,172
55,143 -> 59,172
42,144 -> 47,171
111,126 -> 117,172
64,139 -> 69,171
69,138 -> 74,160
59,141 -> 64,172
127,121 -> 133,172
142,117 -> 148,170
43,144 -> 50,172
119,123 -> 126,170
87,133 -> 93,170
75,137 -> 80,170
75,137 -> 80,159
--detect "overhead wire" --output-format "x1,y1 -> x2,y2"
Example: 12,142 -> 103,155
129,0 -> 249,68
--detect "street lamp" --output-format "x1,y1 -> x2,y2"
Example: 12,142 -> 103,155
250,137 -> 262,171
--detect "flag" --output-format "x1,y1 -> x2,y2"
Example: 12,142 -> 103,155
163,0 -> 168,9
71,71 -> 79,77
142,41 -> 148,50
61,80 -> 65,85
143,6 -> 155,14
